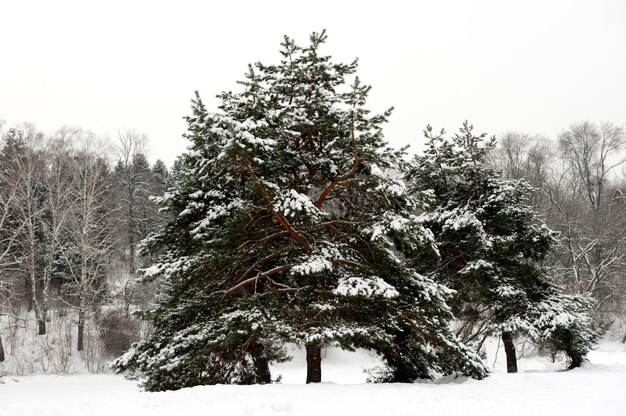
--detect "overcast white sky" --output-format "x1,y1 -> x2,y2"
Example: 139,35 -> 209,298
1,0 -> 625,166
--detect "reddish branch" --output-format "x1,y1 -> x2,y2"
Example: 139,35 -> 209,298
315,121 -> 359,209
307,130 -> 315,151
321,222 -> 341,235
225,265 -> 291,295
401,314 -> 445,348
220,332 -> 259,383
320,220 -> 361,227
237,250 -> 287,283
401,313 -> 486,371
332,260 -> 364,269
237,230 -> 289,253
245,163 -> 311,252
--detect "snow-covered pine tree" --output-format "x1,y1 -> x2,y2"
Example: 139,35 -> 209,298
112,31 -> 487,390
405,122 -> 602,372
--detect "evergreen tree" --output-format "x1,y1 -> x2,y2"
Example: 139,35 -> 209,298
405,122 -> 602,372
169,158 -> 183,186
112,131 -> 155,273
113,32 -> 487,391
2,127 -> 50,335
0,131 -> 27,267
151,159 -> 170,188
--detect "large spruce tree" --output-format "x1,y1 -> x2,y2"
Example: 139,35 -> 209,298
406,122 -> 602,372
113,31 -> 487,390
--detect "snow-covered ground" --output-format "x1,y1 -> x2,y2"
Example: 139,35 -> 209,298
1,343 -> 624,416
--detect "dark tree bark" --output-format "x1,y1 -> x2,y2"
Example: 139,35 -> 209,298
380,330 -> 421,382
249,342 -> 272,384
77,314 -> 85,352
0,333 -> 5,362
306,343 -> 322,383
565,347 -> 583,369
37,319 -> 46,336
502,331 -> 518,373
29,272 -> 46,335
128,205 -> 135,273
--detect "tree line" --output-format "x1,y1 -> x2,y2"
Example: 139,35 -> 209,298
0,124 -> 169,366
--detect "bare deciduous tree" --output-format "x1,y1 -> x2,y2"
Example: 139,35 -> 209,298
489,131 -> 553,210
57,138 -> 114,352
558,121 -> 626,211
538,122 -> 626,317
491,123 -> 626,320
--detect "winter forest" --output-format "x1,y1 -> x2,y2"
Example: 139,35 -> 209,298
1,28 -> 626,416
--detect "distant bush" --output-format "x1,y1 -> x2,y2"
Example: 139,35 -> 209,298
98,310 -> 140,357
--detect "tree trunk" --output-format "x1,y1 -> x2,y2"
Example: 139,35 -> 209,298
565,345 -> 583,369
128,203 -> 135,273
249,342 -> 272,384
381,331 -> 418,382
29,252 -> 46,335
77,313 -> 85,352
502,331 -> 518,373
0,333 -> 5,362
31,285 -> 46,335
37,319 -> 46,335
306,343 -> 322,383
27,283 -> 33,312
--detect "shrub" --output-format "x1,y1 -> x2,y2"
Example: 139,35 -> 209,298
98,309 -> 140,357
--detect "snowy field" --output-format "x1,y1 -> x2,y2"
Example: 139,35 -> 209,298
1,343 -> 624,416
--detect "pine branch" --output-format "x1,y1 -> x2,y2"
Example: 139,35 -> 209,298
225,265 -> 291,295
236,250 -> 288,284
245,162 -> 311,252
315,121 -> 359,209
400,313 -> 445,347
237,230 -> 289,253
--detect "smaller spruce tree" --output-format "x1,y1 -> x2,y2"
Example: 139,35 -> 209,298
405,122 -> 602,372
